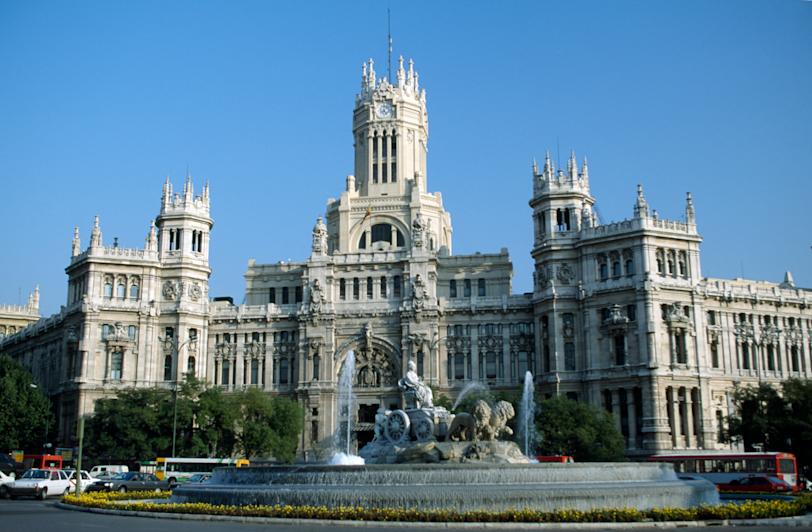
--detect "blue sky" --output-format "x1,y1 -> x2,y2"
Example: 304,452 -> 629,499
0,0 -> 810,316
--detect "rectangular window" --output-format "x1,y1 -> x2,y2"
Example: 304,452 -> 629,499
282,287 -> 289,304
454,354 -> 465,380
295,286 -> 303,303
165,327 -> 174,339
477,278 -> 486,297
280,358 -> 289,384
626,304 -> 636,321
339,279 -> 346,300
464,279 -> 471,297
564,342 -> 575,371
269,287 -> 276,304
394,276 -> 401,297
485,353 -> 497,379
707,310 -> 716,326
450,279 -> 457,298
711,342 -> 719,368
367,277 -> 373,299
614,335 -> 626,365
380,276 -> 387,298
353,278 -> 360,300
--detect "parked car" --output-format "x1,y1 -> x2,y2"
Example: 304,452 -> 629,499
84,471 -> 169,493
0,471 -> 15,498
63,469 -> 100,494
718,475 -> 793,493
8,469 -> 72,500
0,454 -> 27,479
187,473 -> 211,483
89,464 -> 128,477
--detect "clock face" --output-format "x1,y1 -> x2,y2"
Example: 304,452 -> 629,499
376,102 -> 393,118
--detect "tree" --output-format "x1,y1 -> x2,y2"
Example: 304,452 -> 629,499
85,387 -> 174,462
727,379 -> 812,474
0,356 -> 52,452
232,389 -> 303,461
535,396 -> 626,462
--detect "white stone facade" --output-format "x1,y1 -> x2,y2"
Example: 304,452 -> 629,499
1,57 -> 810,456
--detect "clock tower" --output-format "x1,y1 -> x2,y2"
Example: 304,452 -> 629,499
352,56 -> 428,197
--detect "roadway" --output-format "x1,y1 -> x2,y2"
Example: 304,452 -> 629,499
0,498 -> 811,532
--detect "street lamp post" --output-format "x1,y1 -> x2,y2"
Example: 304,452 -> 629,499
168,338 -> 193,458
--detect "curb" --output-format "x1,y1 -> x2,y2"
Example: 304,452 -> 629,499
54,502 -> 812,529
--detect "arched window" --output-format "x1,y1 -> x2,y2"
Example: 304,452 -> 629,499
187,356 -> 196,376
104,280 -> 113,298
371,223 -> 392,244
110,350 -> 123,380
116,280 -> 126,298
625,259 -> 634,275
358,233 -> 367,249
599,263 -> 609,281
612,261 -> 621,278
164,355 -> 173,381
128,325 -> 137,340
129,283 -> 140,299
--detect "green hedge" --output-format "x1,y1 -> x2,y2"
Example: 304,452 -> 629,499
62,494 -> 810,523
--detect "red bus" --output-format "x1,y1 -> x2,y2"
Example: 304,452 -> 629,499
536,455 -> 575,463
647,451 -> 798,491
22,454 -> 63,470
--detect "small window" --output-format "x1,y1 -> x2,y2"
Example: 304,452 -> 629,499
367,277 -> 373,299
282,287 -> 289,304
614,335 -> 626,365
128,325 -> 137,339
251,359 -> 260,385
339,279 -> 346,300
450,279 -> 457,298
485,352 -> 497,379
599,263 -> 608,281
371,223 -> 392,244
612,261 -> 621,278
165,327 -> 175,339
116,282 -> 126,298
295,286 -> 303,303
110,350 -> 123,380
477,279 -> 486,297
269,287 -> 276,303
104,282 -> 113,298
626,304 -> 636,321
353,278 -> 360,300
187,356 -> 196,376
358,233 -> 367,249
164,355 -> 173,381
129,284 -> 140,299
464,279 -> 471,297
279,358 -> 290,384
221,360 -> 230,385
380,276 -> 387,298
625,259 -> 634,275
393,276 -> 401,298
313,354 -> 320,380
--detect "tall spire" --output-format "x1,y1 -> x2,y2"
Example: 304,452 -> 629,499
543,151 -> 553,178
567,150 -> 578,181
685,192 -> 696,224
184,173 -> 193,201
145,219 -> 158,252
633,184 -> 649,218
581,156 -> 589,187
71,226 -> 81,257
397,55 -> 405,86
368,58 -> 376,88
90,215 -> 102,248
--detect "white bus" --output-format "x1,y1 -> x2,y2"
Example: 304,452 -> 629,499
155,457 -> 249,485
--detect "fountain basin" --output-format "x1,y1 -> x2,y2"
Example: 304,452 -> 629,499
172,462 -> 719,512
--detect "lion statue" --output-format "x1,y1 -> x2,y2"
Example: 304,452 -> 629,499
447,399 -> 516,442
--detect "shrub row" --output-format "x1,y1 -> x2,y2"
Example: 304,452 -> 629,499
62,494 -> 809,523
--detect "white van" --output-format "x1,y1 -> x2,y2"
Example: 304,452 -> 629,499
89,465 -> 128,478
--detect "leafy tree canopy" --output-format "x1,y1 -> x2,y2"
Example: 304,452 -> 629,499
0,355 -> 52,452
727,379 -> 812,474
535,396 -> 626,462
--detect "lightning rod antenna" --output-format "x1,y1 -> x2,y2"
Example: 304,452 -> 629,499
387,8 -> 393,83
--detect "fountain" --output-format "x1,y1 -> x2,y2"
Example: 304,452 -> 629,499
173,361 -> 719,512
328,350 -> 364,465
451,381 -> 489,411
516,370 -> 537,459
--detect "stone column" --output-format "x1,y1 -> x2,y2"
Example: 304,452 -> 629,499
470,327 -> 479,380
611,389 -> 622,434
684,388 -> 694,448
386,133 -> 393,181
376,131 -> 383,181
627,389 -> 638,449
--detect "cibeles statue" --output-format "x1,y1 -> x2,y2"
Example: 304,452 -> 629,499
398,360 -> 433,409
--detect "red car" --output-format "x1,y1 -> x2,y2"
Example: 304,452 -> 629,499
718,475 -> 792,493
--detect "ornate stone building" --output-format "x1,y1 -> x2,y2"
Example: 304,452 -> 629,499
0,286 -> 40,339
2,57 -> 810,457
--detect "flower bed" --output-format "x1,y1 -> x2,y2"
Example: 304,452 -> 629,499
61,493 -> 811,523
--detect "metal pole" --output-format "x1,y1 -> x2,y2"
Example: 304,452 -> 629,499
171,385 -> 178,457
75,417 -> 84,495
